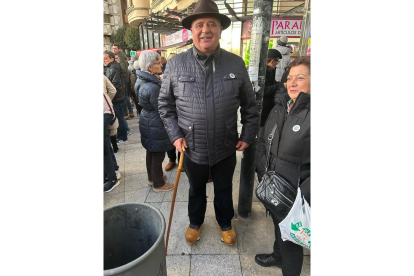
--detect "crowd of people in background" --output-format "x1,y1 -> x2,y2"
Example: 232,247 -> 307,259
103,1 -> 309,274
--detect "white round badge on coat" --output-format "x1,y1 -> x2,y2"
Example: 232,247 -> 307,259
229,73 -> 235,78
293,125 -> 300,132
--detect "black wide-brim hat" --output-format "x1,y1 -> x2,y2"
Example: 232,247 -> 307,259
182,0 -> 231,30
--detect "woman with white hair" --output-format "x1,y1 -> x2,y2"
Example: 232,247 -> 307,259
134,50 -> 175,192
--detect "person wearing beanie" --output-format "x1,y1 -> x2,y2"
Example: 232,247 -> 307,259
274,36 -> 292,82
259,49 -> 287,136
158,0 -> 259,246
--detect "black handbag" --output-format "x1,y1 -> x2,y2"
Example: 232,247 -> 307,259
255,122 -> 297,221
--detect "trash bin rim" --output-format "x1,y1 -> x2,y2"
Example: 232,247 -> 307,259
104,202 -> 166,275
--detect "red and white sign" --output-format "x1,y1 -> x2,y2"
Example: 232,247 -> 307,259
165,29 -> 193,46
241,18 -> 302,40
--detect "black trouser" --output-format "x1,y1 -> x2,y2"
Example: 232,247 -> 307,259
104,114 -> 118,182
271,212 -> 303,276
146,151 -> 166,188
166,148 -> 181,163
184,153 -> 236,228
110,135 -> 118,152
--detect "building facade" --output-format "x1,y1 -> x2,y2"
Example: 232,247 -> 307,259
103,0 -> 127,51
118,0 -> 307,57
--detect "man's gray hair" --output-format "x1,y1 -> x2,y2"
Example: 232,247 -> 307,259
103,50 -> 115,59
138,51 -> 160,71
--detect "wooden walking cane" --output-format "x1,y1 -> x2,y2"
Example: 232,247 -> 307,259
165,145 -> 185,255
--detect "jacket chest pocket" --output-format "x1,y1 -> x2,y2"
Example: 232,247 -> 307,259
178,76 -> 195,97
222,74 -> 239,99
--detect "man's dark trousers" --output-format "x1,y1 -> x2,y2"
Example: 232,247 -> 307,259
112,102 -> 128,141
184,153 -> 236,228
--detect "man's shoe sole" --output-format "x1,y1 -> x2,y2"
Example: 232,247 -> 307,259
186,236 -> 200,244
220,238 -> 235,245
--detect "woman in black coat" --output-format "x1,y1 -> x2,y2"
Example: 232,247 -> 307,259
255,56 -> 311,276
135,50 -> 174,192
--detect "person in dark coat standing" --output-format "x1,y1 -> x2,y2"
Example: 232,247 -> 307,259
104,50 -> 129,144
259,49 -> 286,137
158,0 -> 259,246
136,50 -> 175,192
255,56 -> 311,276
113,43 -> 134,120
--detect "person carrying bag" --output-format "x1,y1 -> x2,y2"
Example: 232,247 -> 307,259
254,56 -> 310,276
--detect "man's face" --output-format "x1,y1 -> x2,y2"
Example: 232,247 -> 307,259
115,55 -> 120,63
268,58 -> 280,70
112,46 -> 120,54
191,17 -> 222,55
103,53 -> 114,67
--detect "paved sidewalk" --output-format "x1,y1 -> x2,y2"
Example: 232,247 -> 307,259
104,114 -> 310,276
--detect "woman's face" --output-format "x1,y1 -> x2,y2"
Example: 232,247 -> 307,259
286,64 -> 310,102
148,58 -> 163,74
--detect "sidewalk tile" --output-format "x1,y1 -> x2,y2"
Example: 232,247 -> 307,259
163,179 -> 190,202
239,254 -> 282,276
124,149 -> 145,164
166,255 -> 190,276
124,173 -> 150,192
103,191 -> 125,210
124,162 -> 147,176
145,187 -> 168,202
190,255 -> 242,276
234,218 -> 274,255
124,187 -> 150,203
160,202 -> 192,255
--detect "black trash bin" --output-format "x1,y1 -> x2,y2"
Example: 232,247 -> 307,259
104,203 -> 167,276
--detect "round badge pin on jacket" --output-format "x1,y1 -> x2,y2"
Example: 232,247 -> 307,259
293,125 -> 300,132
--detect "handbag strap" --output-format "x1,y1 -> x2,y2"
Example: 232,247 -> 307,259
103,93 -> 114,115
265,123 -> 278,171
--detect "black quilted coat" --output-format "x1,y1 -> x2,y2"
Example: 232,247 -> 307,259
256,92 -> 310,189
158,46 -> 259,166
137,70 -> 174,153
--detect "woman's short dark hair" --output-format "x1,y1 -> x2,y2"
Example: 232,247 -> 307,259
287,56 -> 310,72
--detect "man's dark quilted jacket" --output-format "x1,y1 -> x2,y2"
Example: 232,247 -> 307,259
158,46 -> 259,166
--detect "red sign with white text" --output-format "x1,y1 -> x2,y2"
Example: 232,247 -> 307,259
241,18 -> 302,40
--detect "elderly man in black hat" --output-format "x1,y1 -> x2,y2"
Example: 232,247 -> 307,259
158,0 -> 259,245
